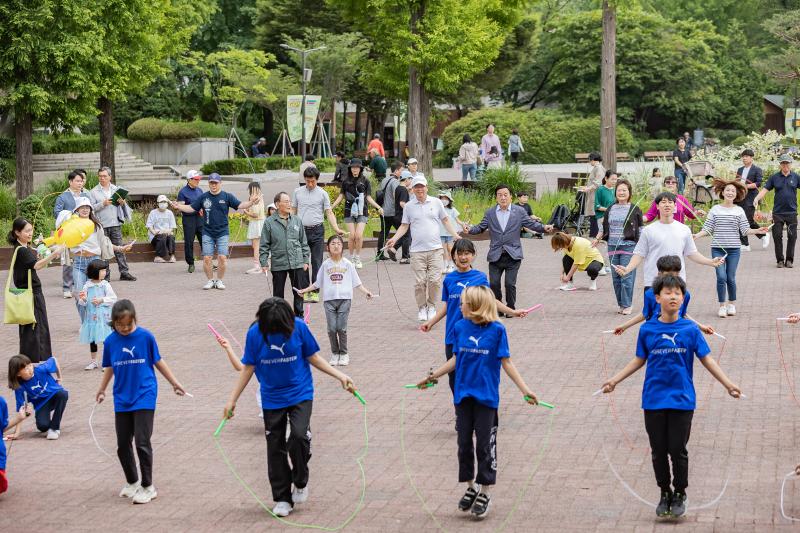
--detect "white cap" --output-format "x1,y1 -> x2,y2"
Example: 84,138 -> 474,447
73,197 -> 92,212
186,170 -> 202,180
411,175 -> 427,188
407,158 -> 418,165
157,194 -> 169,203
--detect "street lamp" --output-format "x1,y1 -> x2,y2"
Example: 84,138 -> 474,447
280,43 -> 327,159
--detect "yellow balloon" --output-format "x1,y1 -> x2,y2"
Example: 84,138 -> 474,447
43,215 -> 96,248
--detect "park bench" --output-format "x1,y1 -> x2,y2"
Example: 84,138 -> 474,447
574,152 -> 631,163
643,151 -> 673,161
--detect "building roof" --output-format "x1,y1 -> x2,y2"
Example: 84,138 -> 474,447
764,94 -> 785,109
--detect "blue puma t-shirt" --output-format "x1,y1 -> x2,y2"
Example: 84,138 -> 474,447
241,318 -> 320,410
14,357 -> 64,412
452,319 -> 510,409
636,317 -> 710,410
102,327 -> 162,412
441,269 -> 490,345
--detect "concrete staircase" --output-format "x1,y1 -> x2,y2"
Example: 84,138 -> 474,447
32,152 -> 177,185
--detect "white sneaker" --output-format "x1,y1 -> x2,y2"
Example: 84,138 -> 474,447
119,481 -> 141,498
418,307 -> 428,321
427,305 -> 436,320
63,291 -> 72,299
718,306 -> 727,318
203,279 -> 216,290
153,256 -> 166,263
726,304 -> 736,316
292,485 -> 309,504
741,245 -> 751,252
559,282 -> 576,291
84,360 -> 99,371
598,268 -> 608,276
338,353 -> 349,366
329,354 -> 339,366
46,429 -> 59,440
273,501 -> 293,517
132,485 -> 157,504
215,280 -> 226,290
168,255 -> 176,263
588,280 -> 597,291
763,233 -> 770,248
354,257 -> 363,269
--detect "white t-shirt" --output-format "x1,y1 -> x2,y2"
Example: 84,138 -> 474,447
315,257 -> 362,301
633,220 -> 697,286
401,195 -> 448,252
146,208 -> 177,242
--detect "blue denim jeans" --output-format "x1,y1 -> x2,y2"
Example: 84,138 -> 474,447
72,254 -> 99,321
675,168 -> 687,194
461,163 -> 477,181
712,247 -> 740,303
609,242 -> 636,308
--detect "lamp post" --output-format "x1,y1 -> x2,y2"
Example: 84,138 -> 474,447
280,44 -> 327,159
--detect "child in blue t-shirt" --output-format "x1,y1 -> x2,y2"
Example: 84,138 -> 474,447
8,354 -> 68,440
96,300 -> 186,505
600,275 -> 741,518
422,238 -> 526,394
222,297 -> 356,519
0,396 -> 33,494
416,285 -> 539,520
614,255 -> 713,336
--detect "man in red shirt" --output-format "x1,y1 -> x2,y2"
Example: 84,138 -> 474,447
367,133 -> 385,158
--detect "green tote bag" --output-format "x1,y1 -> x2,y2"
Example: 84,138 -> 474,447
4,246 -> 36,325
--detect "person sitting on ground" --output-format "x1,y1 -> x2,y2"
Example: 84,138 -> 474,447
146,195 -> 177,263
551,232 -> 605,291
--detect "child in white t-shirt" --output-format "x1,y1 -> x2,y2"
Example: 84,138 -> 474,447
298,235 -> 373,366
438,191 -> 465,273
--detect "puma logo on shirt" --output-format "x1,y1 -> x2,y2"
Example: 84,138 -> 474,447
468,336 -> 482,347
270,343 -> 286,356
661,333 -> 678,346
122,347 -> 136,358
456,282 -> 470,290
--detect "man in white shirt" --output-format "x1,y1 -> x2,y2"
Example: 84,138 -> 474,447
385,176 -> 462,321
89,167 -> 136,281
614,191 -> 723,287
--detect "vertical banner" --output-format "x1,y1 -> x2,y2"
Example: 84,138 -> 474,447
287,95 -> 322,143
786,108 -> 799,140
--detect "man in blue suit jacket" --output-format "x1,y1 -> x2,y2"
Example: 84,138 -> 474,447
735,149 -> 766,250
467,184 -> 553,310
53,170 -> 89,298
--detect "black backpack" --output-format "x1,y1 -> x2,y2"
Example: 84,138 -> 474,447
376,178 -> 393,206
548,204 -> 570,230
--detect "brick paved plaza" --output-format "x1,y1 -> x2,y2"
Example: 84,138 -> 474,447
2,237 -> 800,532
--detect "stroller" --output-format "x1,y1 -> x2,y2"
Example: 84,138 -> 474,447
548,190 -> 591,236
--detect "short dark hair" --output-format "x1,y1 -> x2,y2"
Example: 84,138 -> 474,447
654,191 -> 677,205
68,171 -> 82,182
87,259 -> 110,281
305,154 -> 315,161
335,151 -> 344,158
255,297 -> 295,340
589,152 -> 602,162
656,255 -> 682,274
741,148 -> 755,158
391,160 -> 404,172
273,191 -> 289,205
303,166 -> 321,179
602,169 -> 617,184
652,168 -> 661,176
326,234 -> 345,248
462,134 -> 472,144
450,237 -> 476,261
8,354 -> 32,390
110,299 -> 137,330
652,274 -> 686,296
518,191 -> 529,197
494,183 -> 512,195
73,168 -> 87,177
676,137 -> 685,144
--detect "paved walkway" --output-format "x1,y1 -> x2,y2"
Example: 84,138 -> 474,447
1,238 -> 799,531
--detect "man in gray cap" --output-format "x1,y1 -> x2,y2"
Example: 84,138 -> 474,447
754,154 -> 800,268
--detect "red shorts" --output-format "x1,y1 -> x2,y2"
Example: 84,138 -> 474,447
0,469 -> 7,494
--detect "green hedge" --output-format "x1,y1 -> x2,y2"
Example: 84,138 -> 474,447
703,128 -> 745,144
638,139 -> 676,153
201,157 -> 336,175
0,159 -> 15,186
0,135 -> 101,156
439,108 -> 637,164
127,118 -> 228,141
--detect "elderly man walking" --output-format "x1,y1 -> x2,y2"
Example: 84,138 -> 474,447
754,154 -> 800,268
262,191 -> 310,317
89,166 -> 136,281
385,176 -> 462,321
467,184 -> 553,311
292,166 -> 344,303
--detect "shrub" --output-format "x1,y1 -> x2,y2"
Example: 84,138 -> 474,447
127,118 -> 166,141
160,121 -> 202,139
201,157 -> 335,175
0,137 -> 15,158
0,185 -> 16,219
638,139 -> 676,154
0,158 -> 15,185
703,128 -> 745,144
440,108 -> 637,164
474,165 -> 532,197
32,134 -> 100,154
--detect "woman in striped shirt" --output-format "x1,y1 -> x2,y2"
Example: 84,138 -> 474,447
693,179 -> 769,318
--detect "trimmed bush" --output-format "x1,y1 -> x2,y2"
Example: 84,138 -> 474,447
32,134 -> 100,154
440,108 -> 637,164
0,159 -> 15,186
160,121 -> 202,139
703,128 -> 745,144
127,118 -> 166,141
0,137 -> 14,159
201,157 -> 336,175
638,139 -> 676,154
475,165 -> 532,197
127,118 -> 229,141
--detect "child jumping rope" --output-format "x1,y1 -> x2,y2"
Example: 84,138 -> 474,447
79,259 -> 117,370
600,274 -> 741,518
96,300 -> 187,504
416,285 -> 540,520
223,297 -> 356,518
8,355 -> 68,440
1,396 -> 32,494
297,235 -> 374,366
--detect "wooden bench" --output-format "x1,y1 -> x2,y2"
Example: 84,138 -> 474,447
574,152 -> 631,163
643,151 -> 673,161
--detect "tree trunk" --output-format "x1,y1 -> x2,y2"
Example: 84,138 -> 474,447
600,0 -> 617,170
329,98 -> 337,155
98,97 -> 116,182
15,109 -> 33,203
263,107 -> 274,144
370,114 -> 384,148
340,101 -> 347,151
408,67 -> 432,178
353,104 -> 361,151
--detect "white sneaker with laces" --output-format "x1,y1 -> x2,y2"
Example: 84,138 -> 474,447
329,354 -> 339,366
203,279 -> 215,290
559,282 -> 576,291
354,256 -> 363,269
292,485 -> 309,504
119,481 -> 141,498
418,307 -> 428,321
726,303 -> 736,316
589,280 -> 597,291
338,353 -> 349,366
63,291 -> 72,299
763,233 -> 770,248
46,429 -> 59,440
215,280 -> 226,290
273,501 -> 293,517
427,305 -> 436,320
132,485 -> 157,504
84,360 -> 99,371
741,245 -> 751,252
718,306 -> 727,318
168,255 -> 176,263
153,256 -> 166,263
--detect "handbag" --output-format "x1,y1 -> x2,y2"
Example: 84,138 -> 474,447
4,246 -> 36,325
100,230 -> 116,260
